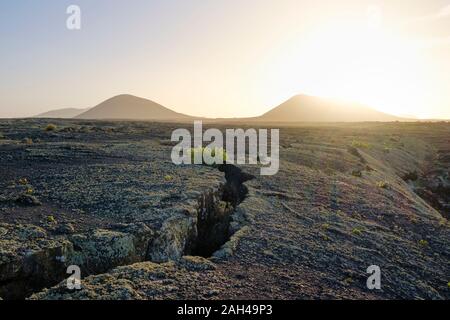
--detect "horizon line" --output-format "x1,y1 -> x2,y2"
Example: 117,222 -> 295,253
5,92 -> 450,121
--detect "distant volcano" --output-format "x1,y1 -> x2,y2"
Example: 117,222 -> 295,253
35,108 -> 88,119
75,94 -> 195,121
255,94 -> 407,122
38,93 -> 409,122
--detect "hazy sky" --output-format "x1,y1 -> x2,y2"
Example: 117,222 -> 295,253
1,0 -> 450,119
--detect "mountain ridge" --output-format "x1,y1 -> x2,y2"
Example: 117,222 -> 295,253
255,94 -> 407,122
35,108 -> 88,119
75,94 -> 196,121
37,93 -> 410,122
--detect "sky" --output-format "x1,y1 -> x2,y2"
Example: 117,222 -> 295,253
1,0 -> 450,119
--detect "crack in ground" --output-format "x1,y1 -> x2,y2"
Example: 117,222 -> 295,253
0,164 -> 254,300
189,164 -> 255,257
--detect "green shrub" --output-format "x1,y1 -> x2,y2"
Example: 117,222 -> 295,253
376,181 -> 390,189
351,169 -> 362,177
336,210 -> 345,216
351,140 -> 370,149
22,137 -> 33,144
418,239 -> 428,247
344,277 -> 353,285
188,147 -> 227,165
44,124 -> 57,132
352,228 -> 363,236
321,223 -> 330,230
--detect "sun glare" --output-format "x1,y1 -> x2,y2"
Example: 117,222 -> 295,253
257,19 -> 428,118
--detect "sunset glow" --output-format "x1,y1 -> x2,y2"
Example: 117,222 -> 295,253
1,0 -> 449,119
257,21 -> 428,117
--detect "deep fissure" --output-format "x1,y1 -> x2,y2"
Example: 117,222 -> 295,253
0,164 -> 254,300
189,164 -> 254,257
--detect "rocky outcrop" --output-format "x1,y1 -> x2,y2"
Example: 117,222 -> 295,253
148,173 -> 252,261
0,223 -> 154,299
0,166 -> 253,299
67,226 -> 154,274
147,213 -> 197,263
29,256 -> 224,300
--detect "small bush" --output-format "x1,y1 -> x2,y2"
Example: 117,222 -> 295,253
321,223 -> 330,230
351,140 -> 370,149
336,210 -> 345,216
188,147 -> 227,165
343,277 -> 353,285
164,175 -> 174,182
351,169 -> 362,177
44,124 -> 57,132
409,217 -> 418,224
418,239 -> 428,247
18,178 -> 29,185
22,137 -> 33,144
352,228 -> 363,236
47,215 -> 56,223
376,181 -> 390,189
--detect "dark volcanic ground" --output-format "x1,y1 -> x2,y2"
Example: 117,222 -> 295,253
0,119 -> 449,300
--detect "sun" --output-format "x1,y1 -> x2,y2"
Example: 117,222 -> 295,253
256,19 -> 428,118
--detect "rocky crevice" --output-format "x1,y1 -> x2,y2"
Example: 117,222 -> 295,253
147,164 -> 255,261
404,149 -> 450,219
0,164 -> 254,300
0,225 -> 154,300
